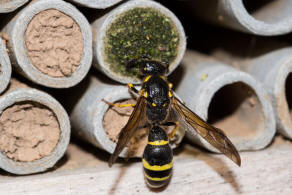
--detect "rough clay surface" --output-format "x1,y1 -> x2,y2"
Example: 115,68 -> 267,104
0,0 -> 10,3
103,99 -> 174,157
25,9 -> 83,77
0,102 -> 60,162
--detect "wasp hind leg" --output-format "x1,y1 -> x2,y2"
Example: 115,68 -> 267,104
162,121 -> 180,139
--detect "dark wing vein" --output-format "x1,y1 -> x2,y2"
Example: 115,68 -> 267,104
108,95 -> 147,167
171,96 -> 241,166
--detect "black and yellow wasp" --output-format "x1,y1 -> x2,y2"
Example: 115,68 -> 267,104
104,60 -> 241,188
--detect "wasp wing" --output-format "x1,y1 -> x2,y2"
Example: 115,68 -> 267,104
171,96 -> 241,166
108,95 -> 147,167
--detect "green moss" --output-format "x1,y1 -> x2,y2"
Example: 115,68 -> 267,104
104,7 -> 180,78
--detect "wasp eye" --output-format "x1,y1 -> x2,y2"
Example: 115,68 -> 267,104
152,102 -> 157,107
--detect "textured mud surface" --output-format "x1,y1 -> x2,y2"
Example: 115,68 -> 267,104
0,102 -> 60,162
25,9 -> 83,77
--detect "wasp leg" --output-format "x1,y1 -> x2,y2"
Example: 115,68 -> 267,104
128,83 -> 139,95
102,99 -> 135,108
162,121 -> 179,139
169,122 -> 179,139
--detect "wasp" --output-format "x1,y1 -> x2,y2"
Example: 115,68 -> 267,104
103,60 -> 241,188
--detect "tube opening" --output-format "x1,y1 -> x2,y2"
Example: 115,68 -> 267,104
104,7 -> 180,79
207,82 -> 264,138
25,9 -> 83,78
285,73 -> 292,119
0,101 -> 60,162
242,0 -> 291,24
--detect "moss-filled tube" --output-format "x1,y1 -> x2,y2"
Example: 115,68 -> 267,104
173,50 -> 275,152
0,0 -> 29,13
0,79 -> 70,175
1,0 -> 92,88
91,0 -> 186,84
0,38 -> 11,94
68,0 -> 123,9
70,75 -> 185,159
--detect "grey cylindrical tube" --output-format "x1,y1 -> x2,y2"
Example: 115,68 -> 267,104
174,51 -> 275,152
0,79 -> 70,175
91,0 -> 186,84
68,0 -> 122,9
0,38 -> 12,94
242,48 -> 292,139
70,76 -> 185,158
0,0 -> 29,13
2,0 -> 92,88
190,0 -> 292,36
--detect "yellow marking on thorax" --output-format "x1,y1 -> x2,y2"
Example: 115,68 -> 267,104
144,173 -> 170,181
168,83 -> 173,89
144,75 -> 152,82
148,140 -> 168,146
128,83 -> 134,88
168,91 -> 173,97
143,159 -> 173,171
144,91 -> 148,98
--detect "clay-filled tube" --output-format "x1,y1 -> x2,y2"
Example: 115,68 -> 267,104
91,0 -> 186,84
0,38 -> 11,94
240,48 -> 292,139
70,76 -> 185,158
1,0 -> 92,88
0,79 -> 70,175
189,0 -> 292,36
0,0 -> 29,13
174,50 -> 275,152
68,0 -> 123,9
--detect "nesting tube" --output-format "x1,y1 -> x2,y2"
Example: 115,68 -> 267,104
0,0 -> 29,13
0,79 -> 70,175
2,0 -> 92,88
241,48 -> 292,139
91,0 -> 186,84
70,76 -> 185,158
0,38 -> 12,94
190,0 -> 292,36
174,51 -> 275,152
68,0 -> 123,9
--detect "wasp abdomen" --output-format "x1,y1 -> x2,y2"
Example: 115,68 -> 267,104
143,126 -> 173,188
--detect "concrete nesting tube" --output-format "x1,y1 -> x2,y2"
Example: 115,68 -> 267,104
0,0 -> 29,13
0,38 -> 12,94
190,0 -> 292,36
91,0 -> 186,84
70,76 -> 185,158
1,0 -> 92,88
174,51 -> 275,152
242,48 -> 292,139
0,79 -> 70,175
68,0 -> 123,9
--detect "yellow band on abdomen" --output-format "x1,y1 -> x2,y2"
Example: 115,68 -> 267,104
148,140 -> 168,146
144,173 -> 170,181
143,159 -> 173,171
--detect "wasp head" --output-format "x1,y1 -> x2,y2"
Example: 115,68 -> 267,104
127,58 -> 169,76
